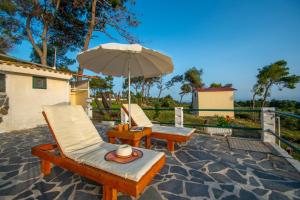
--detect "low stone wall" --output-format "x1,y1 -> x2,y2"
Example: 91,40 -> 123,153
203,127 -> 232,136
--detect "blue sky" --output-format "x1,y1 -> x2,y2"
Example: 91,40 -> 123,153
9,0 -> 300,101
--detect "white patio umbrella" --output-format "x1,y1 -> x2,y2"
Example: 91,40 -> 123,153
77,43 -> 174,127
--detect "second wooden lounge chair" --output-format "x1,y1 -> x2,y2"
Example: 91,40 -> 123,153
31,105 -> 165,200
122,104 -> 195,152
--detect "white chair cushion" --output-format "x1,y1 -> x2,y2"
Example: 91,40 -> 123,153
152,124 -> 195,136
122,104 -> 153,127
43,105 -> 104,154
67,142 -> 164,181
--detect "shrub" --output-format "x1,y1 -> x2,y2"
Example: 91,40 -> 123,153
102,113 -> 112,121
160,95 -> 176,107
281,117 -> 299,130
216,115 -> 233,127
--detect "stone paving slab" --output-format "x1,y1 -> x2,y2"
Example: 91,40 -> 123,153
0,126 -> 300,200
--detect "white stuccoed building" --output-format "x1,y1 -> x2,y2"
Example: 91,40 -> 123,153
0,55 -> 73,132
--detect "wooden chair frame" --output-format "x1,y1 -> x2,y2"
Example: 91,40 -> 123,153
121,106 -> 194,152
151,132 -> 192,152
31,112 -> 165,200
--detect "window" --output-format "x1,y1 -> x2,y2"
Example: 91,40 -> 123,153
0,73 -> 5,93
33,76 -> 47,89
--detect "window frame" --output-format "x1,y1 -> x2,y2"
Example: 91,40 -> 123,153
32,76 -> 47,89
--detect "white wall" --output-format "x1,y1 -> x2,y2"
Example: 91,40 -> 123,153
0,73 -> 70,131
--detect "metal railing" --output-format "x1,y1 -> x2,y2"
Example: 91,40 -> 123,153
276,111 -> 300,119
268,129 -> 300,154
92,107 -> 262,131
273,111 -> 300,156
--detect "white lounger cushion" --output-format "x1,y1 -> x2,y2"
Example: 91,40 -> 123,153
43,105 -> 104,154
68,142 -> 164,181
123,104 -> 153,127
152,124 -> 194,136
43,105 -> 164,181
122,104 -> 195,136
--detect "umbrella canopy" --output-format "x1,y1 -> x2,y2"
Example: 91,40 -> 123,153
77,43 -> 174,127
77,43 -> 173,78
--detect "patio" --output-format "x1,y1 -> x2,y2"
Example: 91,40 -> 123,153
0,126 -> 300,200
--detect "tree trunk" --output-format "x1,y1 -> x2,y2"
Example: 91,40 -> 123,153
251,93 -> 257,121
94,93 -> 103,113
157,77 -> 163,98
55,0 -> 61,10
141,82 -> 145,103
41,20 -> 48,65
114,93 -> 121,104
191,87 -> 194,107
180,95 -> 184,103
157,87 -> 163,98
101,92 -> 111,111
107,92 -> 112,107
26,15 -> 44,64
252,93 -> 256,109
134,84 -> 138,95
147,84 -> 151,97
261,83 -> 272,107
141,82 -> 145,97
78,0 -> 97,76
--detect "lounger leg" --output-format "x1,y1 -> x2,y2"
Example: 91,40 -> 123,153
109,137 -> 116,144
41,160 -> 51,175
103,185 -> 117,200
132,140 -> 140,147
167,140 -> 175,152
145,136 -> 151,149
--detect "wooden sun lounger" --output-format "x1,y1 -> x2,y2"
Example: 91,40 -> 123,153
31,111 -> 165,200
121,105 -> 195,152
150,130 -> 193,152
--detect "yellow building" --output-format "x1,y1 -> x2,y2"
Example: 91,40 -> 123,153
192,87 -> 236,117
70,80 -> 90,109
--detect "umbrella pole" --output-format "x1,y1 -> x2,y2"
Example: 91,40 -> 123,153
128,69 -> 131,128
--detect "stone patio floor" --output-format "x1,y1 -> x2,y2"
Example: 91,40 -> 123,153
0,126 -> 300,200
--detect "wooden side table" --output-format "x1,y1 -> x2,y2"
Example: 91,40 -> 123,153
106,127 -> 152,149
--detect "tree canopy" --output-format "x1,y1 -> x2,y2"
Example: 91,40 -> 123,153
30,43 -> 75,70
210,83 -> 233,88
0,0 -> 139,70
90,76 -> 114,95
184,67 -> 204,88
76,0 -> 139,75
252,60 -> 300,107
210,83 -> 222,88
179,83 -> 191,103
0,1 -> 23,53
